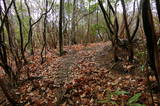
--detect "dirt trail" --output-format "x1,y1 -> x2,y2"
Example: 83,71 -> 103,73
54,43 -> 108,105
55,52 -> 77,105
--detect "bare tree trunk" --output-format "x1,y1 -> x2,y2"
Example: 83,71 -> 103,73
59,0 -> 64,56
13,1 -> 27,64
41,0 -> 48,64
24,0 -> 34,55
121,0 -> 134,62
87,0 -> 91,44
142,0 -> 160,86
96,6 -> 103,41
98,0 -> 114,35
71,0 -> 77,44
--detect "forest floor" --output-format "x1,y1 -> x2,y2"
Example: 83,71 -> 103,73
1,42 -> 160,106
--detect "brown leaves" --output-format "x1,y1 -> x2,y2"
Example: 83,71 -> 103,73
2,42 -> 159,105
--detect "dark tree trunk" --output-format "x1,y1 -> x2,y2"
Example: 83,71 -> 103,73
142,0 -> 160,86
98,0 -> 114,35
59,0 -> 64,56
131,1 -> 140,41
155,0 -> 160,22
71,0 -> 77,45
96,5 -> 103,41
0,0 -> 17,83
41,0 -> 48,64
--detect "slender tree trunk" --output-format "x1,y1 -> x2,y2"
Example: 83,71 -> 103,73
67,0 -> 71,45
59,0 -> 64,56
121,0 -> 134,62
41,0 -> 48,64
13,1 -> 27,64
131,6 -> 140,41
87,1 -> 91,44
24,0 -> 34,55
98,0 -> 114,35
96,6 -> 103,41
71,0 -> 77,44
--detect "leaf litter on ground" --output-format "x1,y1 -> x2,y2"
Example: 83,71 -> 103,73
0,42 -> 160,105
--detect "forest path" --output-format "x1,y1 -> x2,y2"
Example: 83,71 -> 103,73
54,42 -> 108,105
